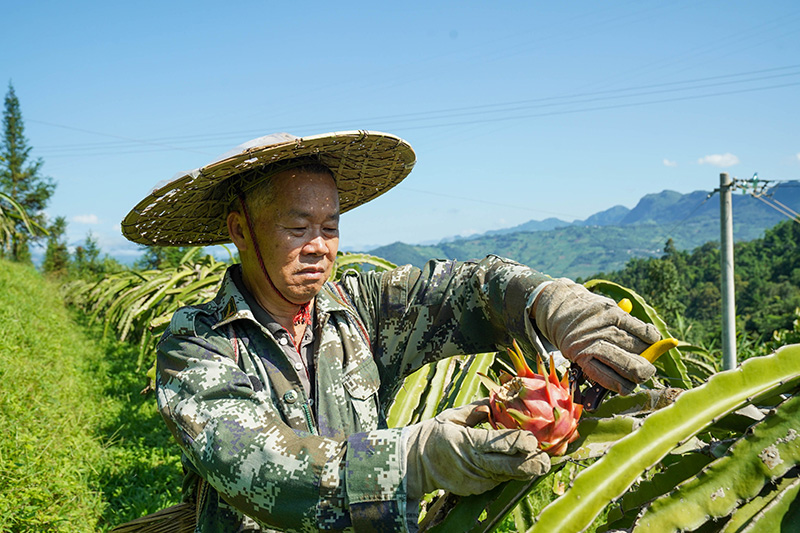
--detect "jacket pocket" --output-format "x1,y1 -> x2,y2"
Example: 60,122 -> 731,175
342,358 -> 381,430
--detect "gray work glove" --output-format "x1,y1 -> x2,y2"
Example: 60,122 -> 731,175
533,278 -> 660,395
404,400 -> 550,499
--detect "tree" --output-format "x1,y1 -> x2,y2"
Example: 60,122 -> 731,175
70,231 -> 124,280
644,258 -> 685,318
42,216 -> 69,276
72,232 -> 102,279
663,237 -> 677,257
0,82 -> 55,261
135,245 -> 198,270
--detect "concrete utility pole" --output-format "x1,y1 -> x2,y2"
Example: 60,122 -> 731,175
720,172 -> 737,370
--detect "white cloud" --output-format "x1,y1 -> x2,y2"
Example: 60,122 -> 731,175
663,159 -> 678,167
72,214 -> 99,224
796,152 -> 800,162
697,153 -> 740,168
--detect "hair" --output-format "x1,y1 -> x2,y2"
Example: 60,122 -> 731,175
225,158 -> 335,217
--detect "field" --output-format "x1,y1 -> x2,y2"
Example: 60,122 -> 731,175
3,253 -> 800,532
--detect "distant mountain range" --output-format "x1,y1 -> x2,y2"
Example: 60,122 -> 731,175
367,181 -> 800,280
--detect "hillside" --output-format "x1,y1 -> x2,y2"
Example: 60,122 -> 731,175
369,181 -> 800,278
598,219 -> 800,346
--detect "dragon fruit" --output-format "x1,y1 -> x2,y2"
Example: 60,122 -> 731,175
479,340 -> 582,456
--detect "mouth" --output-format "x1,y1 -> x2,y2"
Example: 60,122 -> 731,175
296,267 -> 327,280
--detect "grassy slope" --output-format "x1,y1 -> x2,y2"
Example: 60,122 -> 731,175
0,260 -> 182,532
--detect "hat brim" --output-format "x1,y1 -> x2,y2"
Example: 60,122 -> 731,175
121,130 -> 415,246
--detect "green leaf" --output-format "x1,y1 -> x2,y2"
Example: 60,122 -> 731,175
589,388 -> 683,419
333,252 -> 396,279
563,416 -> 641,461
443,352 -> 496,410
631,392 -> 800,531
418,359 -> 456,421
721,472 -> 800,533
529,344 -> 800,533
602,452 -> 715,531
387,364 -> 436,427
177,246 -> 204,265
422,474 -> 557,533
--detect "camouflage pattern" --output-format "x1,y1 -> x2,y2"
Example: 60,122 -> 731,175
156,255 -> 551,532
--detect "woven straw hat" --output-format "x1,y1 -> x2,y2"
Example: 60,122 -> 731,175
121,130 -> 416,246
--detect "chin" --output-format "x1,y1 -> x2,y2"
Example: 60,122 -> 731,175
289,284 -> 325,303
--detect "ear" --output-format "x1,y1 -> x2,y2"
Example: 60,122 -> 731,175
227,211 -> 249,252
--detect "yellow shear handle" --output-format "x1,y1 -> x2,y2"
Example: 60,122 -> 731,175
617,298 -> 679,363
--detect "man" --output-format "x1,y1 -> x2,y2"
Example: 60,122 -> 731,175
121,131 -> 660,532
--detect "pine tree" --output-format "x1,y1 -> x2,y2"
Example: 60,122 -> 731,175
0,82 -> 55,261
43,216 -> 70,276
72,232 -> 102,279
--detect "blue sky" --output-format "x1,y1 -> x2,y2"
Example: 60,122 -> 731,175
3,1 -> 800,261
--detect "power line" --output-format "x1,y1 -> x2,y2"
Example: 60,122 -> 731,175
740,176 -> 800,223
394,80 -> 800,132
28,119 -> 213,156
660,194 -> 715,243
587,9 -> 800,91
708,175 -> 800,225
46,65 -> 800,148
753,195 -> 800,222
648,175 -> 800,246
34,64 -> 800,158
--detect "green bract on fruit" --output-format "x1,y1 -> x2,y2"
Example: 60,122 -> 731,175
479,340 -> 583,456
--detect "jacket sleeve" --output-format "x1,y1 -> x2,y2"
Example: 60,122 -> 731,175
156,311 -> 410,532
339,255 -> 552,390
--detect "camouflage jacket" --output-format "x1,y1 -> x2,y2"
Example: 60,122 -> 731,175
156,256 -> 551,532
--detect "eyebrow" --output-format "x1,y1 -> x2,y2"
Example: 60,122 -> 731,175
285,209 -> 340,221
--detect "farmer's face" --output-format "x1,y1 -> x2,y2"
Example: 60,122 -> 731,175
236,169 -> 340,306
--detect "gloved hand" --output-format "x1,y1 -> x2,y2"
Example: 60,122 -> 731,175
404,400 -> 550,499
533,278 -> 660,395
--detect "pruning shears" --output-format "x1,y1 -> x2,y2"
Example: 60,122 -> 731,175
534,298 -> 679,411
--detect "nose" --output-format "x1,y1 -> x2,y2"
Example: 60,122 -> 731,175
304,232 -> 330,255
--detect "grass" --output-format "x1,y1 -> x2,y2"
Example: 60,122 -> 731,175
93,338 -> 183,528
0,259 -> 182,532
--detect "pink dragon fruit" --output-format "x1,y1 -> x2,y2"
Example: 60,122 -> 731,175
479,340 -> 582,456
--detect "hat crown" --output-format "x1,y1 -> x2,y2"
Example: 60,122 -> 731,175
209,132 -> 298,166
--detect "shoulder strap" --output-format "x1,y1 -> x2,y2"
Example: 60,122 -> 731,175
169,307 -> 201,337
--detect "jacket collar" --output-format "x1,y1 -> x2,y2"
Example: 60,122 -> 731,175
210,265 -> 355,330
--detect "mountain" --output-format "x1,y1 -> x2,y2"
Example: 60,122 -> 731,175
432,217 -> 572,243
483,217 -> 573,236
578,205 -> 630,226
367,181 -> 800,280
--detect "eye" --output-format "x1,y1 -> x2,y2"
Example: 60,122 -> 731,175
287,226 -> 307,236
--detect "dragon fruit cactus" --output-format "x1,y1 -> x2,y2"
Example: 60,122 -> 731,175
479,340 -> 583,456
